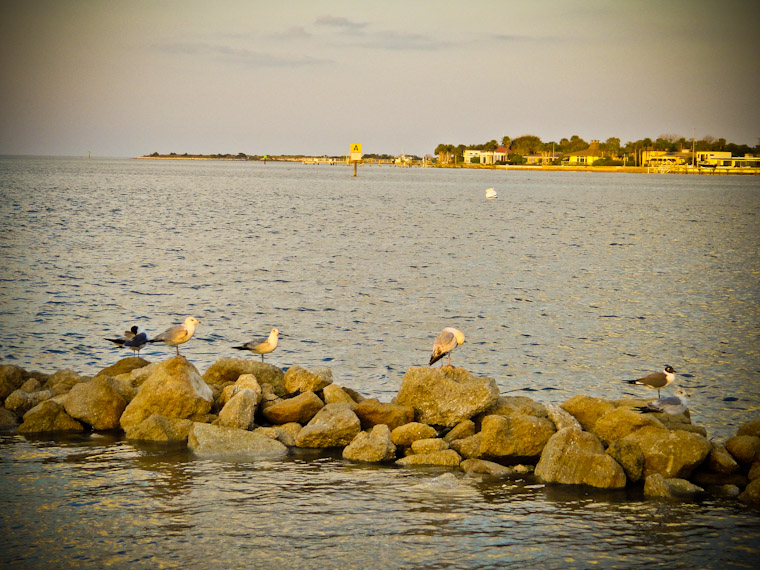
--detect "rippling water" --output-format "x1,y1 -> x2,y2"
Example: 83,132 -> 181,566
1,157 -> 759,567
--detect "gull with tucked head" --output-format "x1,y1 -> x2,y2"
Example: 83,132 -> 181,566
429,327 -> 465,367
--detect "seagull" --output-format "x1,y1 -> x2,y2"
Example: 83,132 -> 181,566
634,387 -> 689,415
429,327 -> 466,367
106,325 -> 147,355
625,365 -> 677,397
232,328 -> 281,361
148,317 -> 201,356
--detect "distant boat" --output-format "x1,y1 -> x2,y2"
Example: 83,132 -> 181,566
485,187 -> 498,199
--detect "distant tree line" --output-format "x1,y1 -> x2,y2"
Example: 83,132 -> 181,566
434,134 -> 758,165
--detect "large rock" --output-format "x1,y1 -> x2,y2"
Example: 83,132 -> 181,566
4,388 -> 53,416
724,435 -> 760,465
450,433 -> 483,459
460,458 -> 516,478
124,414 -> 193,442
0,365 -> 27,399
43,369 -> 84,396
738,477 -> 760,507
390,422 -> 438,446
396,449 -> 462,467
283,365 -> 333,393
479,413 -> 555,461
623,425 -> 711,479
322,384 -> 358,405
218,374 -> 263,409
64,376 -> 127,430
412,438 -> 449,454
479,395 -> 548,420
592,407 -> 664,446
254,423 -> 302,447
202,358 -> 285,394
218,388 -> 259,430
95,357 -> 150,378
737,418 -> 760,438
394,366 -> 499,427
535,428 -> 627,489
119,356 -> 213,430
560,395 -> 615,432
353,398 -> 414,431
295,404 -> 361,448
0,407 -> 19,429
606,439 -> 645,483
644,473 -> 704,499
343,424 -> 397,462
705,441 -> 741,474
443,420 -> 476,443
188,422 -> 288,459
545,404 -> 582,431
262,391 -> 324,425
18,400 -> 84,433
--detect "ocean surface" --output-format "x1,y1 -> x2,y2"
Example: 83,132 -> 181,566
1,156 -> 759,568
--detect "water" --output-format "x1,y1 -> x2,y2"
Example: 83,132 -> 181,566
1,157 -> 759,567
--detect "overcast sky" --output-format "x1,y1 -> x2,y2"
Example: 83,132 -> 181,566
1,0 -> 758,157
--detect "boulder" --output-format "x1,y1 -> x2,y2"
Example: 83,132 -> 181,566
254,423 -> 302,447
449,433 -> 483,459
342,424 -> 397,462
479,413 -> 555,462
0,364 -> 27,399
749,460 -> 760,481
443,420 -> 476,443
737,418 -> 760,438
644,473 -> 704,499
535,428 -> 627,489
411,438 -> 449,454
295,404 -> 361,448
738,477 -> 760,507
623,425 -> 711,479
394,366 -> 499,427
0,407 -> 19,429
353,398 -> 414,431
705,441 -> 741,474
724,435 -> 760,465
4,388 -> 53,416
119,356 -> 213,430
188,422 -> 288,459
261,391 -> 324,425
95,357 -> 150,378
218,388 -> 259,430
390,422 -> 437,446
283,365 -> 333,394
203,358 -> 285,394
19,378 -> 42,392
218,374 -> 263,409
44,369 -> 84,396
560,395 -> 615,432
323,384 -> 358,405
396,449 -> 462,467
460,458 -> 516,478
479,395 -> 548,420
592,407 -> 664,446
64,376 -> 127,430
606,439 -> 645,483
18,400 -> 84,433
690,470 -> 748,489
113,361 -> 161,389
545,404 -> 582,432
124,414 -> 193,442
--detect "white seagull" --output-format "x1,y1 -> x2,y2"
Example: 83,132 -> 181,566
625,365 -> 677,397
634,387 -> 689,415
232,328 -> 281,361
429,327 -> 466,367
148,317 -> 201,356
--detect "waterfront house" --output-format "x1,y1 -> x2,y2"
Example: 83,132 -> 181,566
464,146 -> 508,165
561,141 -> 604,165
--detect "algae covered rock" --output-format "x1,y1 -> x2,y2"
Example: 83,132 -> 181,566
203,358 -> 285,394
479,413 -> 555,461
394,366 -> 499,427
644,473 -> 704,499
623,425 -> 711,479
124,414 -> 193,442
262,390 -> 324,425
64,376 -> 127,430
725,435 -> 760,465
295,403 -> 361,448
218,388 -> 259,430
283,365 -> 333,394
560,395 -> 615,432
19,400 -> 84,434
353,398 -> 414,430
343,424 -> 397,462
390,422 -> 438,446
592,406 -> 664,446
188,422 -> 288,459
535,428 -> 626,489
119,356 -> 213,430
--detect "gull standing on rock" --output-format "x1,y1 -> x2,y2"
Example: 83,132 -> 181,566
148,317 -> 201,356
429,327 -> 465,367
634,387 -> 689,415
106,325 -> 148,356
232,328 -> 281,361
625,365 -> 677,397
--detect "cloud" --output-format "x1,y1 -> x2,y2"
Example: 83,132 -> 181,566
157,41 -> 331,67
314,15 -> 369,34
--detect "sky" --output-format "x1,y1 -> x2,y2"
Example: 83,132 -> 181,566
1,0 -> 758,158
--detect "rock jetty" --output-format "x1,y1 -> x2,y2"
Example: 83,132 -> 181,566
1,358 -> 759,507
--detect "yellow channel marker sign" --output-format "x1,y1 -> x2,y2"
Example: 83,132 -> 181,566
350,143 -> 362,162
